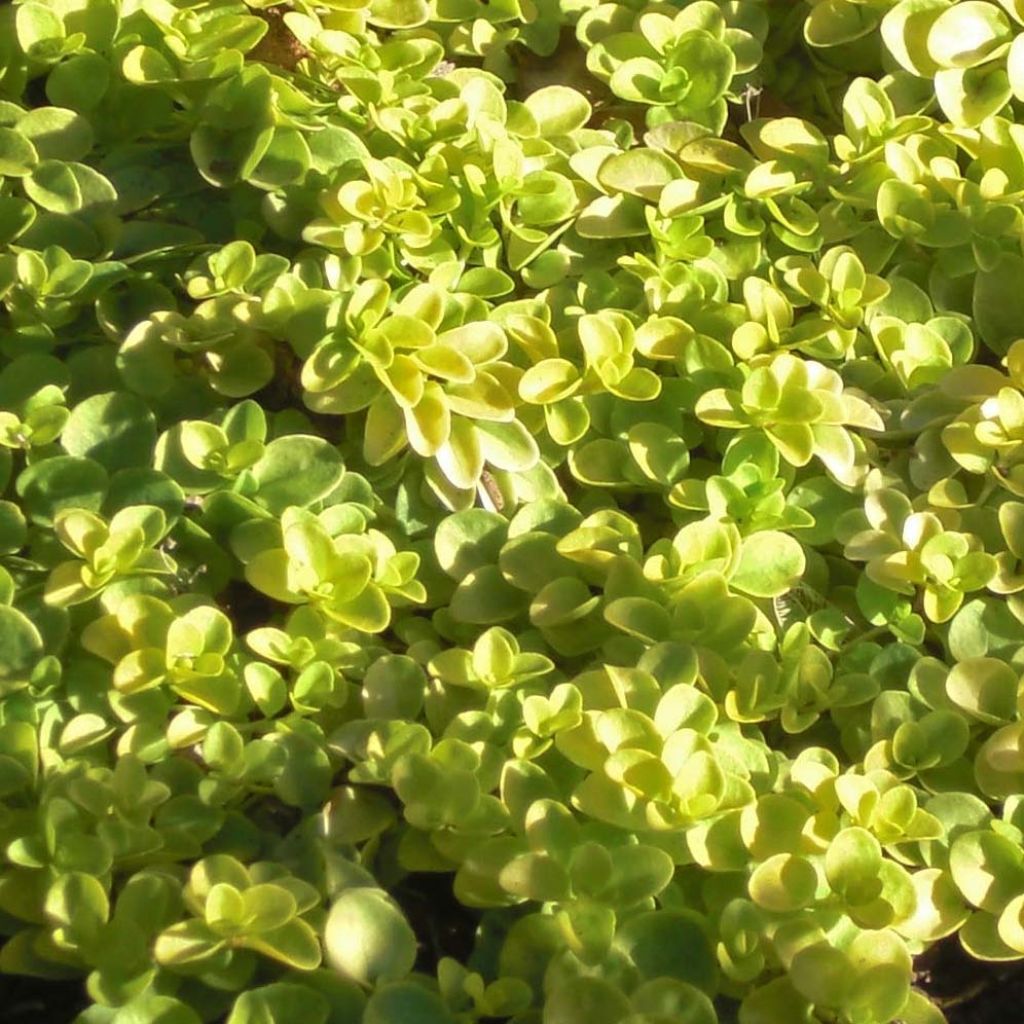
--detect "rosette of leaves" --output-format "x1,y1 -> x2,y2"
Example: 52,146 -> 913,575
941,339 -> 1024,494
545,662 -> 757,834
236,506 -> 424,633
837,665 -> 965,777
183,241 -> 291,304
431,507 -> 525,630
840,486 -> 999,621
529,515 -> 628,654
656,121 -> 834,260
296,25 -> 448,117
722,246 -> 888,362
389,735 -> 512,840
246,605 -> 368,718
187,63 -> 327,192
695,350 -> 885,485
2,244 -> 113,331
165,402 -> 267,491
434,956 -> 534,1021
638,515 -> 808,603
303,156 -> 436,260
580,1 -> 768,131
38,868 -> 192,1000
43,505 -> 176,606
518,311 -> 662,450
865,127 -> 1024,278
949,112 -> 1024,211
881,0 -> 1024,126
0,797 -> 197,986
564,376 -> 698,493
118,302 -> 276,402
428,626 -> 555,692
772,621 -> 881,732
764,928 -> 918,1024
154,854 -> 322,972
298,279 -> 540,502
831,76 -> 936,163
948,833 -> 1024,959
770,246 -> 890,359
870,311 -> 976,391
669,434 -> 813,535
81,595 -> 244,717
120,0 -> 272,87
0,380 -> 68,451
604,566 -> 761,666
454,797 -> 682,960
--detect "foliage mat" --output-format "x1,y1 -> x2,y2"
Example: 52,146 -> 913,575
5,1 -> 1024,1024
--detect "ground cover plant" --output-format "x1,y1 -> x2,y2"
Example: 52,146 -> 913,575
8,0 -> 1024,1022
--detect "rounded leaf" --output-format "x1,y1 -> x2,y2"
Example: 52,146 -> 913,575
250,436 -> 345,514
62,392 -> 157,472
946,657 -> 1019,723
0,606 -> 44,680
749,854 -> 819,912
524,86 -> 592,136
324,888 -> 417,986
731,532 -> 806,598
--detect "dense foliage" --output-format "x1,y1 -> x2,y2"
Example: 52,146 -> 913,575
5,0 -> 1024,1022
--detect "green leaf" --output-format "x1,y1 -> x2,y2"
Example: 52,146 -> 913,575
62,391 -> 156,472
362,983 -> 453,1024
899,868 -> 970,942
16,3 -> 65,53
748,854 -> 818,912
250,436 -> 345,514
604,597 -> 671,642
499,852 -> 570,902
191,123 -> 275,189
325,889 -> 417,986
24,161 -> 84,214
949,830 -> 1024,912
227,985 -> 328,1024
789,942 -> 852,1008
247,918 -> 322,970
738,978 -> 813,1024
597,149 -> 681,200
325,785 -> 398,844
0,128 -> 38,176
613,909 -> 718,990
17,107 -> 93,161
603,845 -> 675,906
45,53 -> 110,112
434,509 -> 506,578
450,566 -> 526,624
881,0 -> 948,77
113,995 -> 203,1024
524,86 -> 592,136
536,977 -> 630,1024
629,978 -> 716,1024
825,827 -> 883,905
927,2 -> 1012,68
17,455 -> 107,525
740,794 -> 811,860
367,0 -> 430,29
935,63 -> 1012,127
975,253 -> 1024,353
945,657 -> 1018,723
0,605 -> 43,679
731,532 -> 805,598
154,920 -> 225,966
